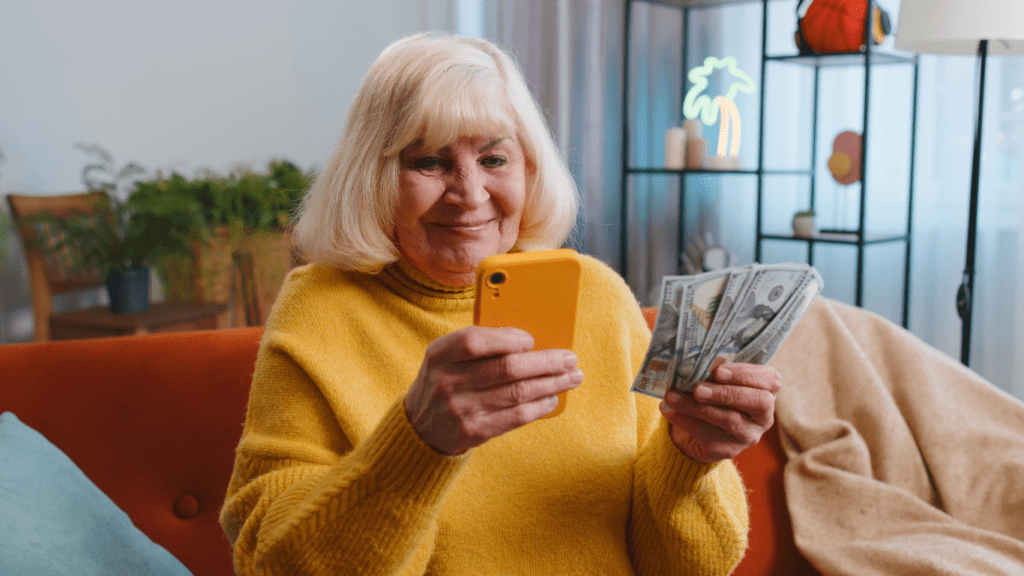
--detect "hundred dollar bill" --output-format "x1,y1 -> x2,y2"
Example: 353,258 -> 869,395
631,276 -> 689,398
676,267 -> 753,391
688,264 -> 810,385
631,262 -> 824,398
671,269 -> 732,391
734,268 -> 823,366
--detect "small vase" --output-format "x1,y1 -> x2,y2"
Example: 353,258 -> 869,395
792,214 -> 816,238
106,266 -> 151,314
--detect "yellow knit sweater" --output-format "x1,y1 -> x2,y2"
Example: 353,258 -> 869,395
220,254 -> 748,575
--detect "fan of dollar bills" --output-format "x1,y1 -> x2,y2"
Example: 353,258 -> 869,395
632,263 -> 823,399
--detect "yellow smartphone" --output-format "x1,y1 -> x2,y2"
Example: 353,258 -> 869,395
473,248 -> 582,418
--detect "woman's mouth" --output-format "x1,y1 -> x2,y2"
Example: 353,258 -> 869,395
434,220 -> 495,233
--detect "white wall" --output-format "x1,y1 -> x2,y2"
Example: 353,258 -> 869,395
0,0 -> 458,190
0,0 -> 458,342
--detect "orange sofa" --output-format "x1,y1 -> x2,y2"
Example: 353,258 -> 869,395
0,317 -> 820,575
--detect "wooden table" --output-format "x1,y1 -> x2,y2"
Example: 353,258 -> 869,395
49,301 -> 229,340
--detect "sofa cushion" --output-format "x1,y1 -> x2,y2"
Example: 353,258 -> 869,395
0,411 -> 193,576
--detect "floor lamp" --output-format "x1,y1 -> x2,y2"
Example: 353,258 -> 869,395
894,0 -> 1024,366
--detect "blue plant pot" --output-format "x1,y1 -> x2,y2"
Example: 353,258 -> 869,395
106,266 -> 151,314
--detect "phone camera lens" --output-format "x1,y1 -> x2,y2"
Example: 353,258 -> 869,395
489,271 -> 506,286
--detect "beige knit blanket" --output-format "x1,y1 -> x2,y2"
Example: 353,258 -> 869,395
770,297 -> 1024,575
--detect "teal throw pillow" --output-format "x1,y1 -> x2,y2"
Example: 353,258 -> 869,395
0,411 -> 194,576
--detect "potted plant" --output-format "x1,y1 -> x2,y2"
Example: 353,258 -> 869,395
146,160 -> 313,325
29,145 -> 202,313
792,209 -> 816,238
29,189 -> 201,313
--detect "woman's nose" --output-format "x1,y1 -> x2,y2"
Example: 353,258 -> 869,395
444,164 -> 488,208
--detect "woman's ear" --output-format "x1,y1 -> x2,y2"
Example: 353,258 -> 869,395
525,156 -> 538,179
520,139 -> 538,180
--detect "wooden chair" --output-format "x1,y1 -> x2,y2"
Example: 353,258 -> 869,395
6,192 -> 226,341
232,249 -> 262,327
229,230 -> 304,327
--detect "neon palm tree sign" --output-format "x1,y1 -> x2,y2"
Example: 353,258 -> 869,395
683,56 -> 755,158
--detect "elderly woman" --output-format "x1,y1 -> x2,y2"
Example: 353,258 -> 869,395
220,32 -> 779,575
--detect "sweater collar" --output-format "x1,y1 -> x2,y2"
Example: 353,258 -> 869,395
377,258 -> 476,309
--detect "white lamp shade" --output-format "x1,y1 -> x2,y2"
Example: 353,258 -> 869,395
895,0 -> 1024,55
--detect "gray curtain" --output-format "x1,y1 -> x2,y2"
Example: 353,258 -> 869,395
482,0 -> 627,272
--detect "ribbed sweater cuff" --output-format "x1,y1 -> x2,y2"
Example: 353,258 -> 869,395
649,421 -> 720,491
352,399 -> 472,500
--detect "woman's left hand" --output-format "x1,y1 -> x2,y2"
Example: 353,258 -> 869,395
659,362 -> 781,463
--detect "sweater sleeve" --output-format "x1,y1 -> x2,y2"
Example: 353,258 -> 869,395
621,290 -> 750,575
219,338 -> 470,576
628,418 -> 749,575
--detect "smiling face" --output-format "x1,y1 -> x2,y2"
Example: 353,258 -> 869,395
394,134 -> 528,286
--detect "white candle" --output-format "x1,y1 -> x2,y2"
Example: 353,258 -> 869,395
664,127 -> 687,169
684,119 -> 703,140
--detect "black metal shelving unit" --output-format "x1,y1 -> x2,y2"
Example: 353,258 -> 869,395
621,0 -> 919,326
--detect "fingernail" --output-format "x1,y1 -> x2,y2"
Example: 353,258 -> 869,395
716,366 -> 732,381
545,395 -> 559,405
659,400 -> 673,413
563,351 -> 578,369
664,390 -> 681,404
694,384 -> 713,400
569,368 -> 584,386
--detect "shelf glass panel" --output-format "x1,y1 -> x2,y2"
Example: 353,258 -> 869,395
625,2 -> 684,170
760,173 -> 814,235
759,231 -> 909,245
863,243 -> 908,325
811,243 -> 858,304
762,61 -> 814,172
765,51 -> 917,67
626,167 -> 760,175
624,173 -> 683,305
642,0 -> 762,8
625,167 -> 814,176
684,173 -> 758,270
759,237 -> 811,267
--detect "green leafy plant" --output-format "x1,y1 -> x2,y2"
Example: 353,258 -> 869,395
134,159 -> 313,308
794,209 -> 815,217
29,191 -> 201,276
75,143 -> 145,198
28,145 -> 202,277
140,159 -> 313,236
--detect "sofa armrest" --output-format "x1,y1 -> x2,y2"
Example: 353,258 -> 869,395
0,327 -> 264,576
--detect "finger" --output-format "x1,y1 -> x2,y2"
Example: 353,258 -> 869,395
712,363 -> 781,393
689,384 -> 775,428
662,391 -> 768,445
466,394 -> 563,442
666,416 -> 749,463
660,401 -> 761,462
429,326 -> 535,364
665,386 -> 772,416
466,368 -> 583,413
463,348 -> 578,390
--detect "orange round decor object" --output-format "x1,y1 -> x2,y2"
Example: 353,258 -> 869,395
828,131 -> 862,185
800,0 -> 869,54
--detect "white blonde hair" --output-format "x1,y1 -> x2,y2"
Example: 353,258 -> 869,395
292,32 -> 579,272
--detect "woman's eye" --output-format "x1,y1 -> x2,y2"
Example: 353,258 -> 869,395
481,155 -> 508,168
413,157 -> 442,170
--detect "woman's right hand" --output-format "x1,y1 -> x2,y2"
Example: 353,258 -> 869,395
404,325 -> 584,456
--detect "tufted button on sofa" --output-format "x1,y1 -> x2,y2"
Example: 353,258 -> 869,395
174,494 -> 201,520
